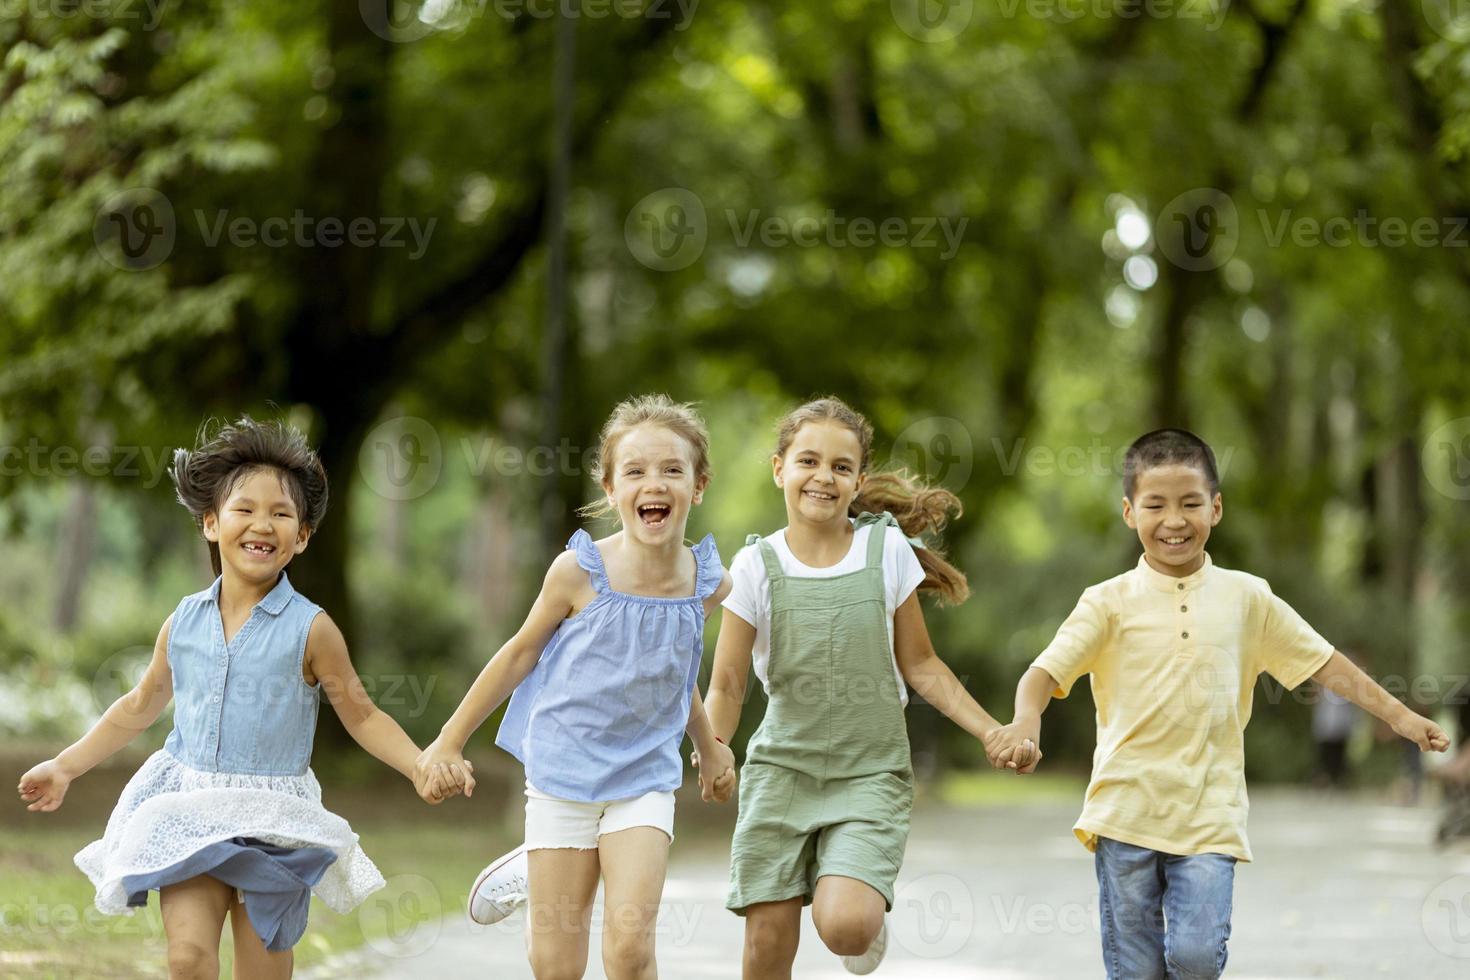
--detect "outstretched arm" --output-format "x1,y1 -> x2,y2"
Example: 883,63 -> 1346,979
1311,650 -> 1449,752
19,616 -> 175,812
893,593 -> 1023,764
415,550 -> 584,794
307,612 -> 460,802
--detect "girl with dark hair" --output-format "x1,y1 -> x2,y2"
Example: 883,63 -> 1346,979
18,416 -> 459,978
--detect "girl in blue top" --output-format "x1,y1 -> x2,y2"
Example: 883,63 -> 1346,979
18,417 -> 455,979
418,393 -> 737,979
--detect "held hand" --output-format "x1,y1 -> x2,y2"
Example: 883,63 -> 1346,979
413,739 -> 477,803
983,718 -> 1041,773
18,759 -> 73,813
1392,711 -> 1451,753
414,758 -> 475,805
694,740 -> 737,803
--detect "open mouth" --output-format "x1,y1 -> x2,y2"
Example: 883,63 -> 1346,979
802,489 -> 837,503
1158,536 -> 1191,549
242,541 -> 277,557
636,503 -> 671,528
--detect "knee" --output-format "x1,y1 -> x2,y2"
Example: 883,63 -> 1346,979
1165,936 -> 1227,980
603,930 -> 654,977
166,939 -> 219,980
744,916 -> 798,968
529,941 -> 587,980
815,912 -> 880,957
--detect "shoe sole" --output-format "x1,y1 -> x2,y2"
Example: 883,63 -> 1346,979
466,846 -> 528,926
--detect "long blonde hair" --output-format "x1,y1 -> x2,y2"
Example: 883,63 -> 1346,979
774,397 -> 970,604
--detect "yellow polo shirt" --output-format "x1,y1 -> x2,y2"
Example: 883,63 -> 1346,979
1032,554 -> 1334,861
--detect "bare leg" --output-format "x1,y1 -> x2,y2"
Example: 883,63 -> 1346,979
741,897 -> 802,980
811,875 -> 885,957
526,847 -> 601,980
160,875 -> 232,980
227,889 -> 294,979
597,826 -> 670,980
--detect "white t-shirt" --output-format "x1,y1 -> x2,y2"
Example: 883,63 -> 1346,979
722,522 -> 927,708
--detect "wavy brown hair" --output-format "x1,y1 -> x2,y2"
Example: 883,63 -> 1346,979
170,416 -> 328,576
774,397 -> 970,604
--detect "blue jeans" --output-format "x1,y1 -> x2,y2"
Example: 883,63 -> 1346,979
1095,837 -> 1236,980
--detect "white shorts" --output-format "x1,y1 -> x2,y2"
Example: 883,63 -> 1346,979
524,782 -> 676,850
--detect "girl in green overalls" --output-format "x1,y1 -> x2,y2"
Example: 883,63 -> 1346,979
704,397 -> 1033,977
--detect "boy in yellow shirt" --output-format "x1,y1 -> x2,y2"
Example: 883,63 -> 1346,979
986,429 -> 1448,980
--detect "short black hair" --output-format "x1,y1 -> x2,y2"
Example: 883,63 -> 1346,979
170,416 -> 328,575
1123,429 -> 1219,500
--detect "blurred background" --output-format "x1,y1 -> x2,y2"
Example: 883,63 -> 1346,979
4,0 -> 1470,975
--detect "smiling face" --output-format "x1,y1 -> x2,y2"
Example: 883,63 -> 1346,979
602,424 -> 705,545
772,420 -> 866,530
202,467 -> 312,586
1122,462 -> 1222,577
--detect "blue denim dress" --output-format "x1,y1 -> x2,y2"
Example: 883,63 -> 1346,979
497,529 -> 722,802
75,573 -> 385,950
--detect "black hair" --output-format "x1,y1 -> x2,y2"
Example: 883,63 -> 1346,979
170,416 -> 328,575
1123,429 -> 1219,500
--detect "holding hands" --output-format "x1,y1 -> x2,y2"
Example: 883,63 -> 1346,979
691,739 -> 738,803
984,716 -> 1042,774
413,737 -> 477,805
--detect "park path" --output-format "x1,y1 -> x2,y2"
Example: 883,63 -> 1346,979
328,790 -> 1470,979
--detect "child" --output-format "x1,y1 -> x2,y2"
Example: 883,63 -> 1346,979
415,394 -> 737,979
16,416 -> 456,979
985,428 -> 1449,980
703,396 -> 1021,978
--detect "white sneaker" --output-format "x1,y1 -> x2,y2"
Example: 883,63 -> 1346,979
467,844 -> 529,925
840,919 -> 887,975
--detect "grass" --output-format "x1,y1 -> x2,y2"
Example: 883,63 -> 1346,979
934,767 -> 1088,807
1,746 -> 523,979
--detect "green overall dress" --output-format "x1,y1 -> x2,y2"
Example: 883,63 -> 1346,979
725,511 -> 916,913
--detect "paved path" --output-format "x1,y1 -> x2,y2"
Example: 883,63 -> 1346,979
342,790 -> 1470,979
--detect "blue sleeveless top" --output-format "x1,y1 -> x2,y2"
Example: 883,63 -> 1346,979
163,573 -> 324,777
496,530 -> 723,801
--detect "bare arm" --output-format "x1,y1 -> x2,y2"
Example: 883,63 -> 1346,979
1312,650 -> 1450,752
309,613 -> 428,782
705,606 -> 755,745
19,616 -> 174,811
893,592 -> 1003,742
980,666 -> 1058,775
434,550 -> 582,751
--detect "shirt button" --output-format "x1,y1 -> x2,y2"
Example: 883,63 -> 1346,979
1181,631 -> 1190,639
213,695 -> 221,702
1181,605 -> 1188,612
1177,583 -> 1185,591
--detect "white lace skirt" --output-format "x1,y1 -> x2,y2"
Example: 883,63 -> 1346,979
76,748 -> 385,915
